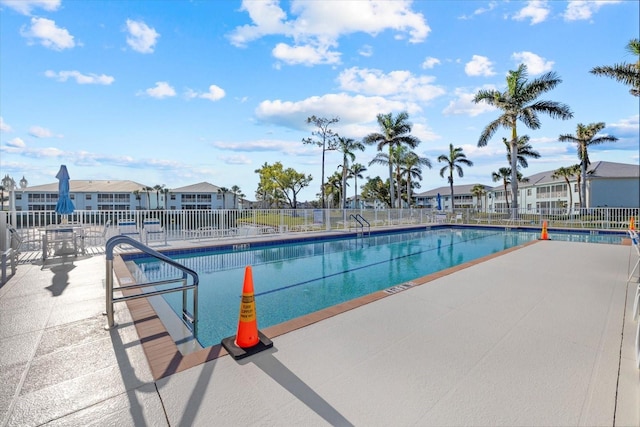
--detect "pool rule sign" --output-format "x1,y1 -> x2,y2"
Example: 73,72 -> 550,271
221,266 -> 273,360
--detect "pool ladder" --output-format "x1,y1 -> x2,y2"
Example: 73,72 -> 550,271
350,214 -> 370,237
104,235 -> 199,335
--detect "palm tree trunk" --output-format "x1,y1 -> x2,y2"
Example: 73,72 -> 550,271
388,147 -> 395,209
580,162 -> 587,209
509,127 -> 519,216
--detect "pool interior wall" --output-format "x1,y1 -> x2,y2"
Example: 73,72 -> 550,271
123,225 -> 627,350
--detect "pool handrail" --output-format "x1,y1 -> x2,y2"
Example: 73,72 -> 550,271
350,214 -> 370,236
104,235 -> 199,335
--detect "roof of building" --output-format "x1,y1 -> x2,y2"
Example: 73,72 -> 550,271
25,180 -> 149,192
169,182 -> 223,193
414,183 -> 492,198
519,161 -> 640,187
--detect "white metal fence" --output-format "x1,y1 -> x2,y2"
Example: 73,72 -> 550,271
1,206 -> 638,253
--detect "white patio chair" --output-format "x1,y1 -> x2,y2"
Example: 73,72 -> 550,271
118,220 -> 140,240
143,218 -> 165,245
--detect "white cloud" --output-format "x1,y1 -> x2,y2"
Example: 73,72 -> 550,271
229,0 -> 430,65
28,126 -> 53,138
272,42 -> 341,66
44,70 -> 115,85
212,139 -> 311,156
511,51 -> 554,75
465,55 -> 496,77
125,19 -> 159,54
0,0 -> 60,15
220,154 -> 253,165
421,57 -> 441,69
337,67 -> 445,103
564,0 -> 621,21
255,93 -> 413,130
459,1 -> 498,20
20,17 -> 75,50
141,82 -> 176,99
0,117 -> 12,132
186,85 -> 226,102
513,1 -> 550,25
443,87 -> 497,117
358,44 -> 373,57
5,137 -> 26,148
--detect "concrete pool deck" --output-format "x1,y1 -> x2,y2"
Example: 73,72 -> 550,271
1,238 -> 639,426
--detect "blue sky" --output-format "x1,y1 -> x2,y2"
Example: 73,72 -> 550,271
1,0 -> 638,202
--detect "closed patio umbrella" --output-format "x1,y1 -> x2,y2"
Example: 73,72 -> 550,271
436,193 -> 442,210
55,165 -> 75,223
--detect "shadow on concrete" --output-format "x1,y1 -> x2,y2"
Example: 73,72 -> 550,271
242,348 -> 354,426
45,263 -> 76,296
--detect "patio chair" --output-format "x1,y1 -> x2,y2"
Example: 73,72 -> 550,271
143,218 -> 165,245
117,220 -> 140,240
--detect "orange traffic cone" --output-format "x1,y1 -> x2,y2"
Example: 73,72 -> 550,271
540,220 -> 549,240
221,266 -> 273,360
235,266 -> 259,348
630,216 -> 636,231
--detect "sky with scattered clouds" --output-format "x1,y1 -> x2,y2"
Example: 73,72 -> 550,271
1,0 -> 638,201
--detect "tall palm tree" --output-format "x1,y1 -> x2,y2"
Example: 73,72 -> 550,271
474,64 -> 573,213
349,163 -> 367,208
558,122 -> 618,208
502,135 -> 540,169
590,38 -> 640,97
363,111 -> 420,208
470,184 -> 486,210
437,143 -> 473,212
337,137 -> 365,209
551,166 -> 576,214
401,151 -> 431,207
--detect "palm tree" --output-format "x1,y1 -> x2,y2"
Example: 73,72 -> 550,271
551,166 -> 576,214
437,143 -> 473,212
569,164 -> 583,207
470,184 -> 486,211
153,184 -> 165,209
492,167 -> 528,211
325,171 -> 342,208
401,151 -> 431,207
349,163 -> 367,209
217,187 -> 229,208
502,135 -> 540,169
143,186 -> 154,209
590,38 -> 640,96
474,64 -> 573,213
303,116 -> 340,209
337,137 -> 365,209
230,185 -> 242,209
363,111 -> 420,208
558,122 -> 618,208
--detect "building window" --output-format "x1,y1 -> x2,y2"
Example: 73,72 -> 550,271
527,189 -> 532,196
86,194 -> 92,200
171,194 -> 176,200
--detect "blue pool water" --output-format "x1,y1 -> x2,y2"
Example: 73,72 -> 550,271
132,227 -> 625,348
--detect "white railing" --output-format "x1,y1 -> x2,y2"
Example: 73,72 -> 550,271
1,207 -> 637,253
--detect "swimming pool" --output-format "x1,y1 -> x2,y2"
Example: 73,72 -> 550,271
131,227 -> 625,348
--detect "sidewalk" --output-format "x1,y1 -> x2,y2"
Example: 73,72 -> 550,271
1,240 -> 638,426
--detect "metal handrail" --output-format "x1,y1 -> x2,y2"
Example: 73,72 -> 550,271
104,235 -> 199,336
350,214 -> 370,236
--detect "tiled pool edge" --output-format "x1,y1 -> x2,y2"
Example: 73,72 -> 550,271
116,239 -> 541,381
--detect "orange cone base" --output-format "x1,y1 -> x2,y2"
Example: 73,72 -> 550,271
221,330 -> 273,360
